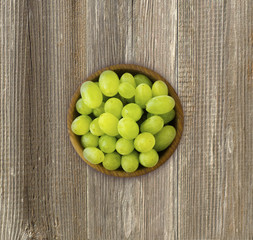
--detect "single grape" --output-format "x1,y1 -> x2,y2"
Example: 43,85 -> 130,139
120,73 -> 136,87
121,151 -> 139,173
152,80 -> 168,97
102,152 -> 121,170
140,115 -> 164,135
116,138 -> 134,155
134,132 -> 155,153
99,70 -> 120,97
134,74 -> 152,87
139,149 -> 159,167
95,82 -> 110,102
104,98 -> 123,119
98,113 -> 119,136
71,115 -> 92,135
93,102 -> 105,117
81,132 -> 99,148
83,147 -> 104,164
80,81 -> 103,108
146,95 -> 175,114
121,103 -> 143,121
76,98 -> 92,115
98,135 -> 117,153
147,109 -> 176,124
154,125 -> 176,152
135,83 -> 152,108
118,117 -> 139,140
90,118 -> 104,136
118,82 -> 136,99
159,109 -> 176,124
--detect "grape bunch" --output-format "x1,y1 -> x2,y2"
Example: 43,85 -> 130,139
71,70 -> 176,173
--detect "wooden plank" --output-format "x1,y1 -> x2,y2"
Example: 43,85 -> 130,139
25,0 -> 88,239
177,0 -> 253,239
85,0 -> 178,239
132,0 -> 178,239
85,1 -> 139,239
1,0 -> 252,239
0,1 -> 30,239
0,0 -> 88,239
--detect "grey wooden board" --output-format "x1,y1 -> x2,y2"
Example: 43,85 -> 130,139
0,0 -> 252,239
177,1 -> 253,239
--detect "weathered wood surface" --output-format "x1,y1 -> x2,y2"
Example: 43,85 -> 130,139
0,0 -> 252,239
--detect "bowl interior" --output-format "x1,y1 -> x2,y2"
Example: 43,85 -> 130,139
67,64 -> 184,177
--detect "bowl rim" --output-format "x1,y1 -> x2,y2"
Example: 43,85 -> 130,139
67,64 -> 184,177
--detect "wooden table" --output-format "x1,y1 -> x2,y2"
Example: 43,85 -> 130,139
1,1 -> 252,239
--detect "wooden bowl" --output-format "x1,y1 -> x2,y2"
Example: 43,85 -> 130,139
67,64 -> 184,177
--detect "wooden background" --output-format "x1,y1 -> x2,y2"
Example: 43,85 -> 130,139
0,0 -> 252,239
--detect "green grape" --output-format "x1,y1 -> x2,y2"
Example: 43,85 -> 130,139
152,80 -> 168,97
104,98 -> 123,119
95,82 -> 110,102
140,115 -> 164,135
93,102 -> 105,117
159,109 -> 176,124
81,132 -> 99,148
121,103 -> 143,121
90,118 -> 104,136
146,95 -> 175,114
120,73 -> 136,87
139,149 -> 159,168
76,98 -> 92,115
98,113 -> 119,136
121,151 -> 139,173
116,138 -> 134,155
99,70 -> 120,97
118,117 -> 139,140
102,152 -> 121,170
71,115 -> 92,135
135,83 -> 152,108
83,147 -> 104,164
134,132 -> 155,153
154,125 -> 176,152
134,74 -> 152,87
118,82 -> 136,99
98,135 -> 116,153
147,110 -> 176,124
80,81 -> 103,108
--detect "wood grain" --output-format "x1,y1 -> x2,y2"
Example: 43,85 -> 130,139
0,0 -> 252,239
177,0 -> 253,239
132,1 -> 178,239
26,1 -> 88,239
1,0 -> 88,239
0,1 -> 30,239
85,1 -> 141,239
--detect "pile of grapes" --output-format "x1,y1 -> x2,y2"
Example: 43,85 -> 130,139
71,70 -> 176,173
